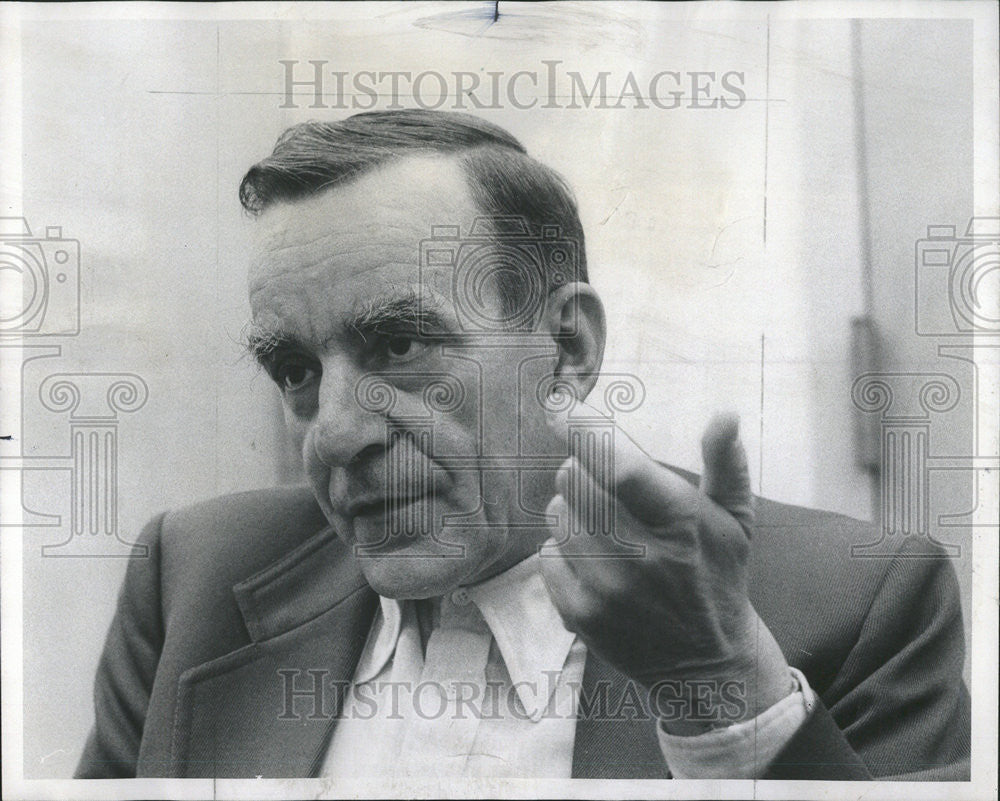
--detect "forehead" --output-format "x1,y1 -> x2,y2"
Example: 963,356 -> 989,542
248,153 -> 478,293
246,154 -> 488,345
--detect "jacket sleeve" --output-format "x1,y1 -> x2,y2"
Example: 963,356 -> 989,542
765,541 -> 971,780
74,513 -> 166,778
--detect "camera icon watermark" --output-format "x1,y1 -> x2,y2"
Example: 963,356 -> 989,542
850,217 -> 1000,558
0,217 -> 80,337
1,218 -> 149,557
419,216 -> 579,334
915,217 -> 1000,336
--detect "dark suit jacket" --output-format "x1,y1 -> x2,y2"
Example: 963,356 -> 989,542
76,483 -> 970,780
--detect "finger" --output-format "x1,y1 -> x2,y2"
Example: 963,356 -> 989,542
546,397 -> 693,525
537,536 -> 603,633
545,482 -> 611,562
551,463 -> 655,566
544,490 -> 572,549
556,457 -> 614,540
699,411 -> 755,534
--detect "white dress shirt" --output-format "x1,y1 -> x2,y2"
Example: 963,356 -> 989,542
321,554 -> 815,779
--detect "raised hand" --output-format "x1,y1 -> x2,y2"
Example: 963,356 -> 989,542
539,402 -> 793,729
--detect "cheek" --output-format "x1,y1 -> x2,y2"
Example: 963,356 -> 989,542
286,412 -> 327,486
476,382 -> 518,432
283,406 -> 308,454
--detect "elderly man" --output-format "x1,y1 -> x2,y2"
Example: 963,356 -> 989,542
77,109 -> 970,781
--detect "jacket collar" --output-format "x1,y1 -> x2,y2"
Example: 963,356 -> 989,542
232,525 -> 370,642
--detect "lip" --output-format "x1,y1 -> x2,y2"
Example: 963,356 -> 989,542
340,493 -> 429,520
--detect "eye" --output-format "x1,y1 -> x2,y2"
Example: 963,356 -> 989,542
275,361 -> 318,392
383,335 -> 428,362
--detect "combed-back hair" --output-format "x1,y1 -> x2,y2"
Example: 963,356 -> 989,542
239,109 -> 587,321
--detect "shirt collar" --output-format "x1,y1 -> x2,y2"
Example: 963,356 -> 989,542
467,554 -> 577,720
352,594 -> 404,685
354,555 -> 577,719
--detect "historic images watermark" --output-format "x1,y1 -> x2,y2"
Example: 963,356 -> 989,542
278,60 -> 747,111
277,668 -> 747,724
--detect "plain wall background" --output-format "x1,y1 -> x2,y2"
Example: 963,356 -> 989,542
4,4 -> 975,776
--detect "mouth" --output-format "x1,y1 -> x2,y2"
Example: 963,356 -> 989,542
339,492 -> 430,520
343,492 -> 437,551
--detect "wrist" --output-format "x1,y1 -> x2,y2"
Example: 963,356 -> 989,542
657,610 -> 794,736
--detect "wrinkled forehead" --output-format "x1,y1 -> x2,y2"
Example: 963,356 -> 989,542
247,153 -> 481,290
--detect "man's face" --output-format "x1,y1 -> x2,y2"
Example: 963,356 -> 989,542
247,155 -> 558,598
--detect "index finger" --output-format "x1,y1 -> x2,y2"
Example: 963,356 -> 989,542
545,393 -> 696,525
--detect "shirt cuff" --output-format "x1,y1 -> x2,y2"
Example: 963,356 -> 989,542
656,667 -> 816,779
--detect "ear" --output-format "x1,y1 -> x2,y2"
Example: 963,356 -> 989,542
542,282 -> 606,400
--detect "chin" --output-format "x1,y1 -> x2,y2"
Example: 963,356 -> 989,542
356,554 -> 474,600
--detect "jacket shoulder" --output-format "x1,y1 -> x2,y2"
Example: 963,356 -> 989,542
748,495 -> 958,692
160,485 -> 327,564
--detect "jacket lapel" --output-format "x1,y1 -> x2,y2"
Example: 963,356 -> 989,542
170,526 -> 378,778
572,653 -> 671,779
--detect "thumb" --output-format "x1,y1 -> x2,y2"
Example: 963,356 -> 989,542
699,412 -> 755,535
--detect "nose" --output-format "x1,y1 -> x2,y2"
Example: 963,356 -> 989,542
304,356 -> 387,471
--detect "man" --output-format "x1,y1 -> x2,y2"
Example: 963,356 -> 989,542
77,109 -> 970,780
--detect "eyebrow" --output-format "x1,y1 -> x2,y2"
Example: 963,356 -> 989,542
347,289 -> 453,341
243,289 -> 454,367
243,324 -> 302,367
